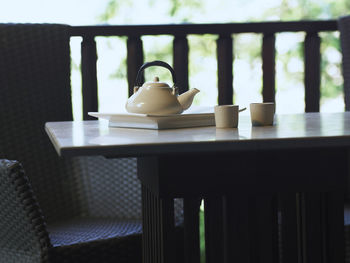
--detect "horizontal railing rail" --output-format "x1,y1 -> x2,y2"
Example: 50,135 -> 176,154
70,20 -> 337,36
71,20 -> 339,120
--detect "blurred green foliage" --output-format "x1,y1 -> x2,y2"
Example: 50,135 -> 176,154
98,0 -> 350,103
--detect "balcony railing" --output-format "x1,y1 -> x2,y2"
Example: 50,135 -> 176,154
69,20 -> 338,119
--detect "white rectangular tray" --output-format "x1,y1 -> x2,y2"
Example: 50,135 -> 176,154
88,107 -> 215,130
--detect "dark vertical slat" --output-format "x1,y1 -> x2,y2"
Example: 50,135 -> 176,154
141,185 -> 176,263
255,194 -> 279,263
223,194 -> 252,263
160,197 -> 176,263
279,193 -> 302,263
304,32 -> 321,112
217,35 -> 233,105
325,192 -> 345,263
142,185 -> 150,262
204,196 -> 224,263
150,187 -> 156,262
183,197 -> 201,263
323,150 -> 347,263
173,35 -> 189,94
300,192 -> 324,263
262,33 -> 276,103
127,36 -> 144,97
81,35 -> 98,120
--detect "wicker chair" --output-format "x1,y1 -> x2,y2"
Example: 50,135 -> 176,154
0,158 -> 144,263
0,24 -> 183,262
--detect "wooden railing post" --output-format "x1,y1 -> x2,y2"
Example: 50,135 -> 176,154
173,35 -> 189,94
127,36 -> 144,97
217,34 -> 233,105
81,35 -> 98,120
262,33 -> 276,103
304,32 -> 321,112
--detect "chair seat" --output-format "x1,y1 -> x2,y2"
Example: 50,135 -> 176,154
48,218 -> 142,263
48,218 -> 142,247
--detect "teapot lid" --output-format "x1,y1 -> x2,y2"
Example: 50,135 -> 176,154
142,76 -> 170,88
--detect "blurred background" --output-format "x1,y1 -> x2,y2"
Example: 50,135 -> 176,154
1,0 -> 349,118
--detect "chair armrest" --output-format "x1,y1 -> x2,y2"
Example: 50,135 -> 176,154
0,159 -> 51,262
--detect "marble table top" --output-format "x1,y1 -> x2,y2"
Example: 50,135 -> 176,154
45,112 -> 350,157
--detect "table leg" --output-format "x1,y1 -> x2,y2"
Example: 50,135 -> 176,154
299,191 -> 345,263
300,192 -> 325,262
223,194 -> 254,263
325,191 -> 345,263
141,185 -> 176,263
184,197 -> 201,263
204,196 -> 224,263
255,193 -> 279,263
279,193 -> 302,263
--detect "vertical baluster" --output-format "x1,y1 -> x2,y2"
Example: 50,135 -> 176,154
217,34 -> 233,105
262,33 -> 276,103
81,35 -> 98,120
173,35 -> 189,94
304,32 -> 321,112
127,36 -> 144,97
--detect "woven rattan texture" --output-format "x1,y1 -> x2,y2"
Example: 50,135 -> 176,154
47,218 -> 142,263
76,156 -> 183,222
77,156 -> 141,219
49,233 -> 142,263
0,24 -> 82,222
339,16 -> 350,109
0,159 -> 51,262
48,218 -> 142,246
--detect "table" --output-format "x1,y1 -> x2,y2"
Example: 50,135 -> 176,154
45,112 -> 350,263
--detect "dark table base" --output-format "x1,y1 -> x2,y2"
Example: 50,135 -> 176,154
138,148 -> 347,263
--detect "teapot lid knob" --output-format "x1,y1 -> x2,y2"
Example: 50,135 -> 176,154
154,76 -> 159,82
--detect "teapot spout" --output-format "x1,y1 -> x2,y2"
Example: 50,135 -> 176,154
178,88 -> 200,111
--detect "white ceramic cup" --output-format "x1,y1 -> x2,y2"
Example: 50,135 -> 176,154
214,105 -> 239,128
250,102 -> 275,126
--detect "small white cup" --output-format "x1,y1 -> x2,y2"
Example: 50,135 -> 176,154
214,105 -> 239,128
250,102 -> 275,126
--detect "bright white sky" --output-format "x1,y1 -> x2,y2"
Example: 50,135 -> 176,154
0,0 -> 107,25
0,0 -> 340,25
0,0 -> 286,25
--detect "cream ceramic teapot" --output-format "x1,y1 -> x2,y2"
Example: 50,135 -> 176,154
125,61 -> 199,115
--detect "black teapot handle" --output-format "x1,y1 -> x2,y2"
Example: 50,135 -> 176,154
134,60 -> 177,87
